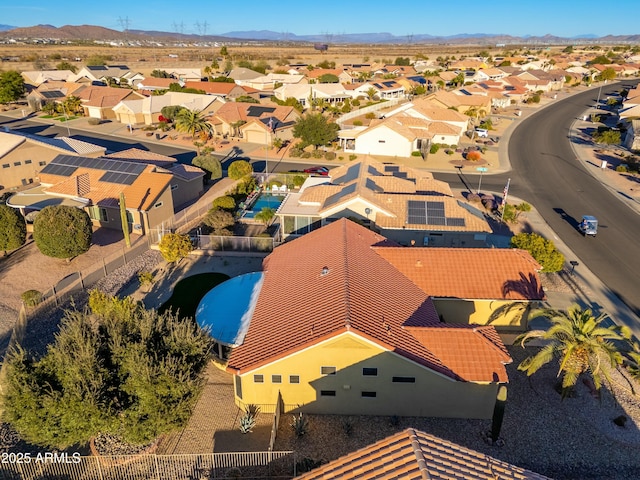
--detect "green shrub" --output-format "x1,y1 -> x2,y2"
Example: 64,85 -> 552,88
228,160 -> 253,180
616,165 -> 628,172
289,147 -> 303,158
365,112 -> 376,120
158,233 -> 193,263
510,232 -> 564,272
138,271 -> 155,289
324,151 -> 336,160
21,290 -> 42,307
300,151 -> 312,159
411,151 -> 422,157
310,150 -> 322,159
0,204 -> 26,254
33,205 -> 92,260
212,195 -> 236,211
353,120 -> 363,126
429,144 -> 440,154
349,154 -> 357,161
291,412 -> 309,437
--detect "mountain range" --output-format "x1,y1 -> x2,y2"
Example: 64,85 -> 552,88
1,24 -> 639,44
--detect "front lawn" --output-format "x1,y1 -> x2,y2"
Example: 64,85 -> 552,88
159,272 -> 230,320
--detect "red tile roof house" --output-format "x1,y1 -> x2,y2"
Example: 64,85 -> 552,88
211,102 -> 300,143
295,428 -> 551,480
76,85 -> 145,120
209,219 -> 543,424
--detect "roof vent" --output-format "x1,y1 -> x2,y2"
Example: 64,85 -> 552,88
415,260 -> 423,267
321,266 -> 329,276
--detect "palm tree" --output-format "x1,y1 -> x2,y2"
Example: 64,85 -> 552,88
175,109 -> 213,153
516,304 -> 624,397
254,207 -> 275,227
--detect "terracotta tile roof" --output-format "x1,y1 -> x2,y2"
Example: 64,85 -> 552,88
226,219 -> 510,383
77,86 -> 139,107
214,102 -> 295,124
184,81 -> 242,95
166,163 -> 205,181
373,247 -> 544,300
295,428 -> 551,480
106,148 -> 177,167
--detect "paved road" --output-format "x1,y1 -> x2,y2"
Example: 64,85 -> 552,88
439,83 -> 640,322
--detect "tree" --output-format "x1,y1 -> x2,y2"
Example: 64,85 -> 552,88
292,113 -> 339,150
2,294 -> 211,449
228,160 -> 253,180
151,69 -> 170,78
394,57 -> 411,66
33,206 -> 92,260
174,109 -> 213,153
516,305 -> 624,397
158,233 -> 192,263
0,205 -> 26,255
55,61 -> 77,73
510,232 -> 564,272
593,128 -> 621,145
318,73 -> 339,83
0,70 -> 26,104
160,105 -> 185,122
211,195 -> 236,211
192,153 -> 222,182
254,207 -> 275,227
203,208 -> 235,235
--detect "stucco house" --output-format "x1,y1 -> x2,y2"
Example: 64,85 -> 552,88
69,65 -> 133,84
183,81 -> 255,101
273,83 -> 353,109
624,119 -> 640,150
21,70 -> 75,86
353,80 -> 406,99
201,218 -> 516,419
211,102 -> 299,143
76,86 -> 145,120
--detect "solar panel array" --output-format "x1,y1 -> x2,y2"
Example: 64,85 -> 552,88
334,163 -> 361,185
40,155 -> 146,186
324,183 -> 357,208
247,105 -> 276,117
40,91 -> 65,99
407,200 -> 465,227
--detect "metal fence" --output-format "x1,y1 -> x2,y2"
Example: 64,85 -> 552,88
197,235 -> 275,253
0,451 -> 296,480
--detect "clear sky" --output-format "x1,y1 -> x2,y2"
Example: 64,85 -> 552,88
1,0 -> 638,38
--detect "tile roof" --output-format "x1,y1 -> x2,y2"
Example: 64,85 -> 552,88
295,428 -> 551,480
106,148 -> 177,167
373,247 -> 544,300
0,129 -> 105,156
226,219 -> 510,382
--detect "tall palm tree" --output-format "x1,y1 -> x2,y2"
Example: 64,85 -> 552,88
517,304 -> 624,397
175,109 -> 213,153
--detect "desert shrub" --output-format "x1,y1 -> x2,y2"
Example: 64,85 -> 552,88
203,209 -> 235,235
292,175 -> 306,187
300,151 -> 312,159
467,193 -> 482,204
289,147 -> 303,158
211,195 -> 236,211
324,151 -> 336,160
239,413 -> 256,434
138,271 -> 155,289
87,117 -> 101,126
353,120 -> 363,126
158,233 -> 193,263
227,160 -> 253,180
616,165 -> 628,172
291,412 -> 309,437
466,150 -> 482,162
349,154 -> 357,161
510,232 -> 564,272
21,290 -> 42,307
311,150 -> 323,159
365,112 -> 376,120
33,205 -> 92,260
429,144 -> 440,154
411,151 -> 422,157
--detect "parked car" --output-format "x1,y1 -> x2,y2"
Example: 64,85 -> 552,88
475,128 -> 489,138
304,166 -> 329,176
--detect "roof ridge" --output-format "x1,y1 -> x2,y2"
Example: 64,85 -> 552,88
406,428 -> 433,480
342,219 -> 352,330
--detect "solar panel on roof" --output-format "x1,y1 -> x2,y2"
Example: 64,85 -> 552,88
384,165 -> 399,173
99,171 -> 137,185
40,163 -> 77,177
246,105 -> 276,117
324,183 -> 357,208
406,200 -> 465,227
40,91 -> 65,99
334,163 -> 361,185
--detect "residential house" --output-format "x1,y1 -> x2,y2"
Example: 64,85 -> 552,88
166,68 -> 202,82
277,159 -> 492,248
26,81 -> 85,111
211,102 -> 299,143
203,218 -> 514,418
274,83 -> 353,109
69,65 -> 133,84
424,91 -> 492,118
136,77 -> 182,93
623,119 -> 640,150
295,428 -> 551,480
227,67 -> 263,83
112,92 -> 224,126
183,81 -> 254,101
234,73 -> 306,91
305,68 -> 354,84
21,70 -> 75,87
353,80 -> 406,99
449,59 -> 488,71
0,129 -> 105,190
77,86 -> 144,120
385,98 -> 469,136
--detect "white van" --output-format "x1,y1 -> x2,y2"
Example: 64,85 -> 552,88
475,128 -> 489,138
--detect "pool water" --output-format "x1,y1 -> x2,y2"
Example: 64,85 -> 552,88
243,193 -> 285,219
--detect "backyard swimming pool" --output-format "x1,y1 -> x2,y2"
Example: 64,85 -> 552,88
243,193 -> 285,219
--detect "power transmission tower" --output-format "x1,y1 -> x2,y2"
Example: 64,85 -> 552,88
118,16 -> 130,32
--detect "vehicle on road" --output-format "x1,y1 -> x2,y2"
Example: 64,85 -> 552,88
304,166 -> 329,176
579,215 -> 598,237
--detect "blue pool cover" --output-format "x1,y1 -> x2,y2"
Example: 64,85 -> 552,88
195,271 -> 265,347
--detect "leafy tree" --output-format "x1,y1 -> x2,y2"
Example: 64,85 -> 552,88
516,305 -> 624,397
394,57 -> 411,66
2,295 -> 211,448
211,195 -> 236,211
510,232 -> 564,272
498,60 -> 512,67
175,109 -> 213,153
55,61 -> 77,73
452,72 -> 465,86
563,46 -> 574,53
158,233 -> 192,263
598,67 -> 617,82
203,208 -> 235,235
192,153 -> 222,182
317,60 -> 336,69
33,206 -> 92,260
160,105 -> 185,122
235,95 -> 260,104
228,160 -> 253,180
254,207 -> 275,227
85,55 -> 108,66
292,113 -> 339,150
151,69 -> 170,78
589,55 -> 610,65
0,205 -> 26,255
318,73 -> 339,83
220,46 -> 228,57
209,76 -> 235,83
0,70 -> 26,104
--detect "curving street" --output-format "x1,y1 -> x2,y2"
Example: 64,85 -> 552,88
438,82 -> 640,321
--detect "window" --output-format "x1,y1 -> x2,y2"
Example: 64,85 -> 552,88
378,140 -> 386,143
89,206 -> 108,222
362,368 -> 378,376
289,375 -> 300,384
2,164 -> 9,169
235,376 -> 242,400
321,366 -> 336,375
171,184 -> 178,191
271,374 -> 282,384
253,374 -> 264,383
25,160 -> 32,165
392,376 -> 416,383
154,201 -> 163,209
126,211 -> 134,224
39,161 -> 46,166
320,390 -> 336,397
361,391 -> 377,398
13,162 -> 21,166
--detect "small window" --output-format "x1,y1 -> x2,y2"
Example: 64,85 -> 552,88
361,391 -> 377,398
25,160 -> 32,165
362,368 -> 378,376
39,161 -> 46,166
253,374 -> 264,383
289,375 -> 300,384
2,164 -> 9,169
320,390 -> 336,397
126,211 -> 134,224
13,161 -> 21,166
321,366 -> 336,375
272,374 -> 282,384
171,184 -> 178,190
154,201 -> 163,209
235,375 -> 242,400
392,376 -> 416,383
378,140 -> 386,143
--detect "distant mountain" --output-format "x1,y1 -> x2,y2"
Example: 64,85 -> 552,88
1,24 -> 638,45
